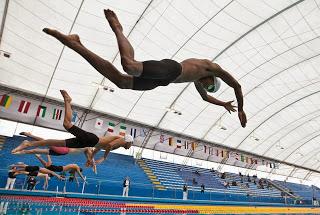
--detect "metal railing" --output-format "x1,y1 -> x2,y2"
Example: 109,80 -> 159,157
2,174 -> 320,206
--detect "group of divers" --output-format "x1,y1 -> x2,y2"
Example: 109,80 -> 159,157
7,9 -> 247,190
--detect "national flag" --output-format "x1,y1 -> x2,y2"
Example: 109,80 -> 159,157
18,100 -> 31,114
0,95 -> 12,109
160,134 -> 165,143
107,122 -> 115,133
119,124 -> 126,136
225,150 -> 229,158
52,108 -> 63,120
130,128 -> 137,138
95,118 -> 103,129
251,158 -> 256,164
235,152 -> 240,160
230,152 -> 240,160
191,142 -> 197,151
71,111 -> 78,123
209,147 -> 214,155
168,137 -> 174,146
140,128 -> 146,137
176,139 -> 182,148
241,154 -> 245,162
184,141 -> 189,149
36,105 -> 46,117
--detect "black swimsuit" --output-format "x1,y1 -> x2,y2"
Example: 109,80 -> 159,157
132,59 -> 182,90
47,165 -> 63,172
28,171 -> 38,177
65,125 -> 99,148
25,166 -> 40,173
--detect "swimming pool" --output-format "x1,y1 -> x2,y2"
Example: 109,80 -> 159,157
1,194 -> 320,215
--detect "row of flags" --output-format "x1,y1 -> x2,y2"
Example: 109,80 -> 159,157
161,135 -> 198,150
1,94 -> 279,169
1,95 -> 66,121
160,135 -> 279,169
93,118 -> 145,138
0,94 -> 144,137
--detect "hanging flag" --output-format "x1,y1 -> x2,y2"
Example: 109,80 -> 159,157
191,142 -> 197,151
251,158 -> 255,164
176,139 -> 182,148
18,100 -> 31,114
230,152 -> 240,160
0,95 -> 12,109
107,122 -> 115,133
184,141 -> 189,149
95,118 -> 103,129
119,124 -> 126,136
71,111 -> 78,123
130,128 -> 137,138
235,153 -> 240,160
140,128 -> 146,137
160,134 -> 165,143
168,137 -> 174,146
225,150 -> 229,158
209,147 -> 214,155
52,108 -> 63,120
36,105 -> 46,117
241,154 -> 245,162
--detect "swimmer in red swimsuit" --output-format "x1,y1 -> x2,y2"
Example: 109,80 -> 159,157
16,132 -> 97,174
17,132 -> 92,157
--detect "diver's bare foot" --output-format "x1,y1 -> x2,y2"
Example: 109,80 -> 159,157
19,132 -> 31,136
104,9 -> 123,32
11,140 -> 31,153
60,90 -> 72,103
43,28 -> 82,47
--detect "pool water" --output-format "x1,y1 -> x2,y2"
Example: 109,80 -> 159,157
0,195 -> 318,215
2,200 -> 198,215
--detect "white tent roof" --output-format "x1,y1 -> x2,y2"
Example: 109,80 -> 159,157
1,0 -> 320,178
